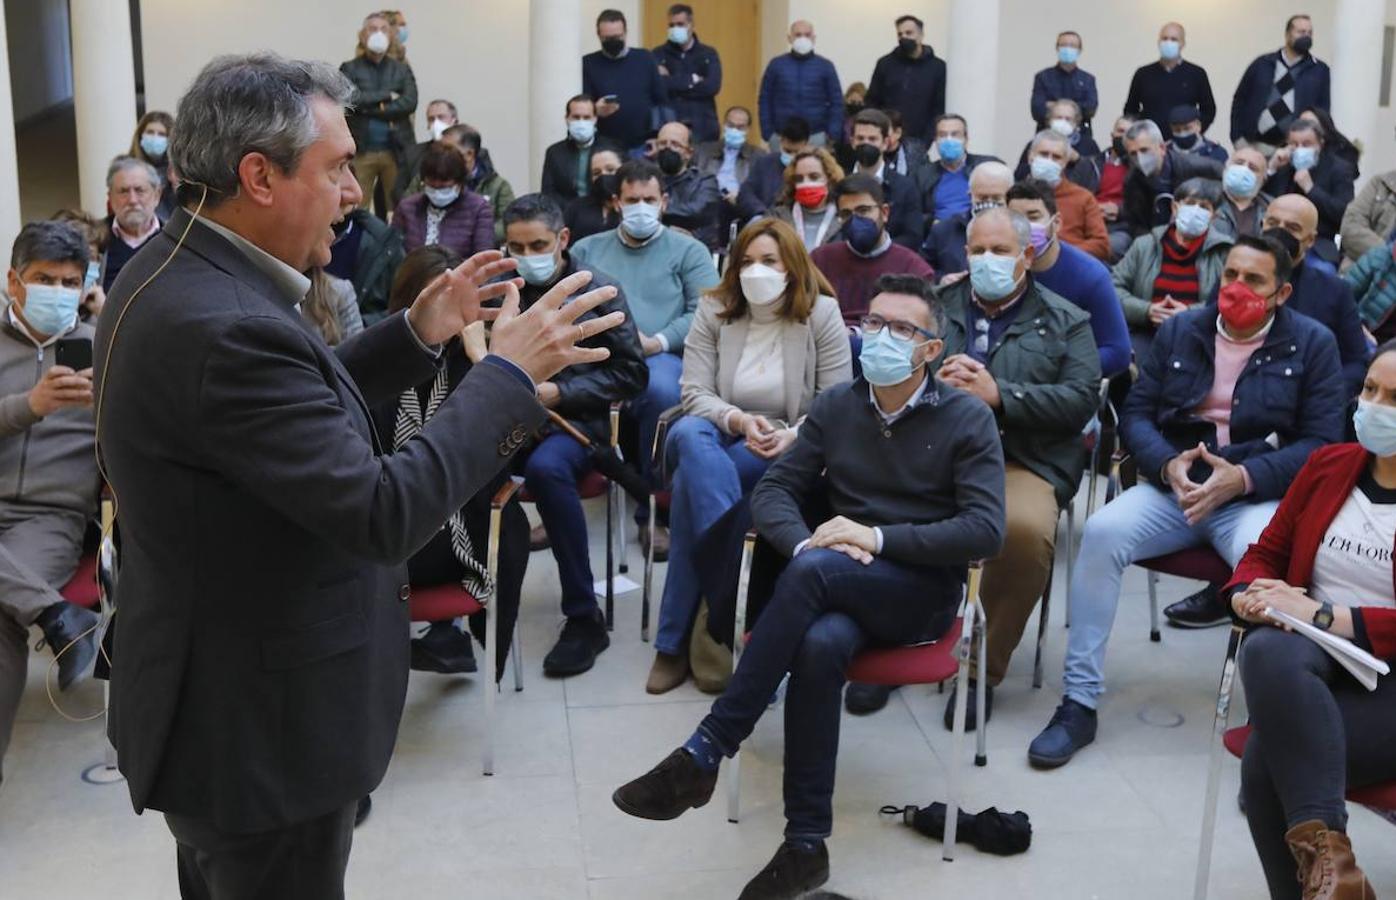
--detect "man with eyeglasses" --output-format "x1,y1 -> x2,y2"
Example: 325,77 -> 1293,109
811,174 -> 932,326
844,207 -> 1100,719
612,272 -> 1005,898
102,157 -> 164,292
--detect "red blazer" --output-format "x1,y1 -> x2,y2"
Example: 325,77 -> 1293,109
1227,442 -> 1396,661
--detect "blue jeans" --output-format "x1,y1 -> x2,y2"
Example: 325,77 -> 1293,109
697,549 -> 960,840
654,416 -> 770,655
1062,483 -> 1278,708
522,433 -> 599,620
631,352 -> 684,523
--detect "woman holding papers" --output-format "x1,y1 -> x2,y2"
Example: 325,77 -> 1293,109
1225,344 -> 1396,900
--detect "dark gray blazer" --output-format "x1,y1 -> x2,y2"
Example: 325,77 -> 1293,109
94,209 -> 544,833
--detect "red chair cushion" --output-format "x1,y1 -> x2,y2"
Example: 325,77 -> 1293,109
1138,546 -> 1233,583
519,470 -> 610,504
1225,725 -> 1396,810
408,583 -> 484,622
60,553 -> 100,609
653,490 -> 671,514
845,620 -> 963,686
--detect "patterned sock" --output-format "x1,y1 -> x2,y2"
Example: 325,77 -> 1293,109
681,729 -> 722,773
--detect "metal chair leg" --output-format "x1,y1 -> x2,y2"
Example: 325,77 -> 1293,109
511,625 -> 524,692
618,499 -> 628,575
1193,625 -> 1245,900
483,502 -> 504,777
642,494 -> 655,642
1148,570 -> 1161,642
1033,557 -> 1052,690
943,561 -> 984,861
727,533 -> 755,825
974,602 -> 988,767
604,482 -> 615,631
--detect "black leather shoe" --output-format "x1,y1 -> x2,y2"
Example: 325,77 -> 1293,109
543,613 -> 610,677
738,841 -> 830,900
1164,584 -> 1231,629
410,621 -> 478,674
942,681 -> 994,732
612,748 -> 718,820
844,682 -> 895,714
35,601 -> 98,691
355,795 -> 372,827
1028,699 -> 1098,769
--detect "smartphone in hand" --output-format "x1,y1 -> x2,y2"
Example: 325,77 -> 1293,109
55,337 -> 93,372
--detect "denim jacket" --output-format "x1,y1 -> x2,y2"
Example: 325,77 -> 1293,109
1121,304 -> 1345,501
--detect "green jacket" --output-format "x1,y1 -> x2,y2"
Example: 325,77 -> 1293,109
339,54 -> 417,155
936,278 -> 1102,507
1345,242 -> 1396,331
1111,224 -> 1234,328
473,170 -> 515,246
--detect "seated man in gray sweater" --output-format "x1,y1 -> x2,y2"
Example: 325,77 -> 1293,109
611,273 -> 1006,899
0,221 -> 103,779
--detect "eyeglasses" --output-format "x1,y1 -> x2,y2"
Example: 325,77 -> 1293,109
859,314 -> 935,342
974,317 -> 990,356
836,205 -> 880,222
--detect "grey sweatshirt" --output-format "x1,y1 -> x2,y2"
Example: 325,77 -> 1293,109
0,300 -> 100,517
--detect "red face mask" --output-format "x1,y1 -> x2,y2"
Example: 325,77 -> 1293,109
794,182 -> 829,208
1217,280 -> 1272,333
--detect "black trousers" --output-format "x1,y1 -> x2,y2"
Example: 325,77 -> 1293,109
165,802 -> 356,900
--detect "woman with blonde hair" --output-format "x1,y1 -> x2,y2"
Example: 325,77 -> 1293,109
129,110 -> 176,218
646,218 -> 852,693
770,148 -> 844,252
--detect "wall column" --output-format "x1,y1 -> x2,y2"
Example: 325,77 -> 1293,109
0,8 -> 21,255
70,0 -> 138,215
946,0 -> 1002,155
1331,0 -> 1384,165
530,0 -> 583,192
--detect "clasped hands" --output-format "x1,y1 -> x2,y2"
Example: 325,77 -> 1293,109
730,412 -> 796,460
937,354 -> 1001,409
1165,442 -> 1247,526
404,250 -> 625,385
804,515 -> 878,566
1231,577 -> 1317,627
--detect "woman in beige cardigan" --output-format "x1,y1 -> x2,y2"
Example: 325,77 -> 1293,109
647,218 -> 853,693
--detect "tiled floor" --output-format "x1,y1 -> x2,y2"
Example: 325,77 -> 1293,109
2,486 -> 1394,899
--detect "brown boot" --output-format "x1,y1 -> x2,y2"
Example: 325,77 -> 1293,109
645,651 -> 688,694
1285,820 -> 1376,900
639,525 -> 670,562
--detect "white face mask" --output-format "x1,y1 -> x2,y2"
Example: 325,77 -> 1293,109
365,30 -> 390,55
791,36 -> 815,56
739,263 -> 788,307
1049,118 -> 1075,137
429,118 -> 450,140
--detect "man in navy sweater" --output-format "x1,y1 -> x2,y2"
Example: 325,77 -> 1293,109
582,9 -> 667,152
758,20 -> 843,146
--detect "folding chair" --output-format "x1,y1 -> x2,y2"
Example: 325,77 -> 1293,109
1193,625 -> 1396,899
641,404 -> 684,642
407,479 -> 524,777
726,533 -> 988,862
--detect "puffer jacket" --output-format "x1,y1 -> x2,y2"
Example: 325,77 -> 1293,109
1341,170 -> 1396,264
468,151 -> 516,246
937,277 -> 1102,507
1346,241 -> 1396,332
390,190 -> 495,258
1112,223 -> 1233,328
340,54 -> 417,155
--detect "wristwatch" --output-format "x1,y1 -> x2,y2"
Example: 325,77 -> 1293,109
1312,601 -> 1335,631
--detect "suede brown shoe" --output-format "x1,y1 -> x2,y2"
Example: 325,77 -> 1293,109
1285,820 -> 1376,900
639,525 -> 670,562
612,748 -> 718,820
645,651 -> 688,694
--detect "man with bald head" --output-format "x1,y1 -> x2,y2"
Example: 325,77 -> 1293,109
1123,21 -> 1217,136
845,206 -> 1100,717
1216,147 -> 1272,238
921,161 -> 1013,280
759,20 -> 843,145
654,120 -> 722,249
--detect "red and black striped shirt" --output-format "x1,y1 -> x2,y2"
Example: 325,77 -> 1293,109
1151,227 -> 1206,306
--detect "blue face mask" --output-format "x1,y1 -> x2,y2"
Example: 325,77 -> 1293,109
779,150 -> 794,167
397,25 -> 409,44
514,251 -> 559,286
1292,146 -> 1319,171
859,328 -> 928,387
843,214 -> 883,255
1057,46 -> 1080,66
1355,400 -> 1396,456
621,201 -> 663,240
424,185 -> 461,208
1029,156 -> 1063,186
140,133 -> 168,159
21,283 -> 81,336
1174,203 -> 1213,239
937,137 -> 965,163
667,25 -> 689,44
568,119 -> 596,144
1159,39 -> 1181,61
968,252 -> 1022,301
1224,164 -> 1259,198
84,262 -> 100,291
724,127 -> 746,149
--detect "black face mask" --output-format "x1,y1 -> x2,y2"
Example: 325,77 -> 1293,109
601,37 -> 625,56
898,37 -> 919,56
845,102 -> 864,117
592,173 -> 621,199
656,148 -> 685,176
854,143 -> 883,168
1293,35 -> 1313,55
1172,132 -> 1199,150
1112,136 -> 1127,158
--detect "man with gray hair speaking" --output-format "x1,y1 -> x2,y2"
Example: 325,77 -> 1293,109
94,53 -> 623,898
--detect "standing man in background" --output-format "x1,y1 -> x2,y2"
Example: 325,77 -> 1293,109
652,4 -> 722,145
759,21 -> 843,147
865,15 -> 947,144
341,11 -> 416,217
1031,31 -> 1098,136
1123,22 -> 1216,138
1231,15 -> 1330,154
583,9 -> 668,154
541,95 -> 623,204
